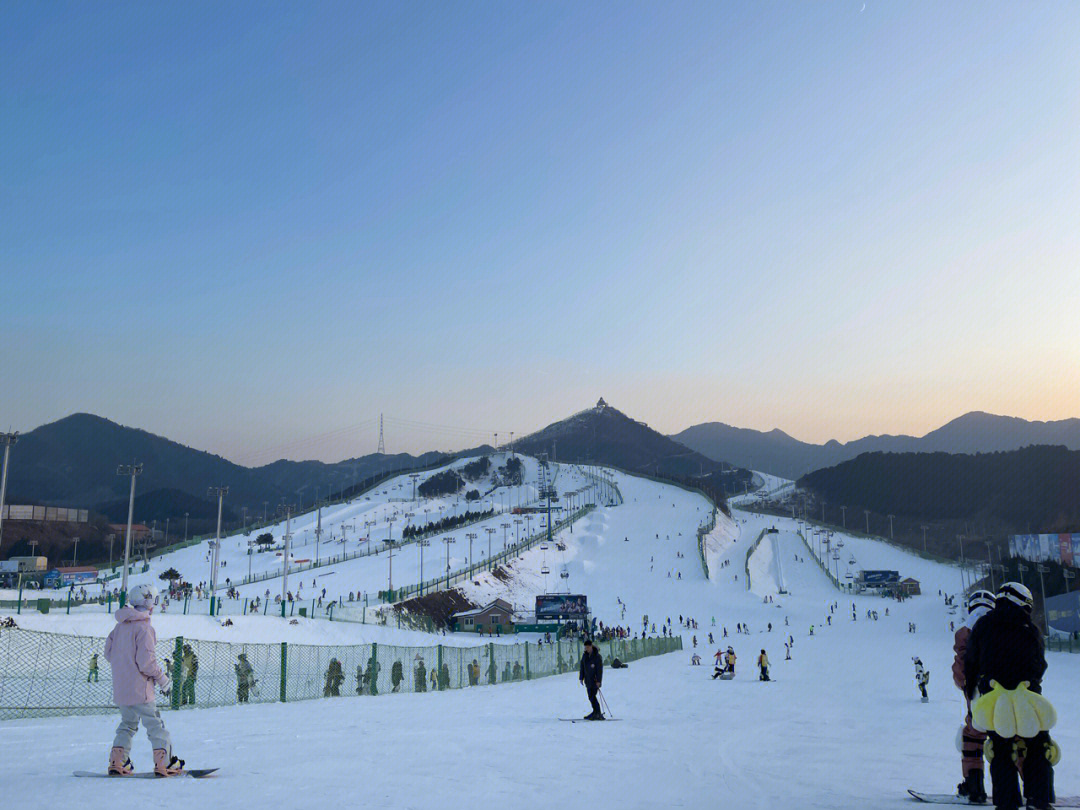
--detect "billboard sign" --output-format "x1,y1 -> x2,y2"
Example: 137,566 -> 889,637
536,593 -> 589,620
858,570 -> 899,585
0,561 -> 19,573
1045,591 -> 1080,635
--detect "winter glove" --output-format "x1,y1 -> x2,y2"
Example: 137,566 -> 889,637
157,675 -> 172,697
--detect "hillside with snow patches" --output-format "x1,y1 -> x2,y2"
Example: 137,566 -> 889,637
2,462 -> 1077,810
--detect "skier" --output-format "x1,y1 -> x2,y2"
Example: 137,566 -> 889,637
964,583 -> 1056,810
757,649 -> 770,681
913,657 -> 929,702
952,589 -> 995,803
103,584 -> 184,777
579,638 -> 604,720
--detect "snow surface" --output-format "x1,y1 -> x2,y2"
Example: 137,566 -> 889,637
2,467 -> 1077,809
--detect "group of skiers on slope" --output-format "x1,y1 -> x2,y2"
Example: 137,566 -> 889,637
947,583 -> 1057,810
699,647 -> 770,681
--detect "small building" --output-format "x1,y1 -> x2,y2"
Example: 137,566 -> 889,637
43,566 -> 99,588
453,598 -> 515,634
897,577 -> 921,596
107,523 -> 153,542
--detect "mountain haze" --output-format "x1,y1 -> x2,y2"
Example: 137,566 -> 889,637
674,412 -> 1080,479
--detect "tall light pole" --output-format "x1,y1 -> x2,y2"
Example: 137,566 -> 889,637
279,503 -> 295,616
314,498 -> 322,566
418,538 -> 430,595
887,514 -> 895,540
958,534 -> 967,590
863,509 -> 870,535
72,536 -> 80,567
444,536 -> 455,589
467,532 -> 477,571
117,462 -> 143,603
820,501 -> 826,523
840,506 -> 847,530
208,486 -> 228,615
184,512 -> 189,543
486,527 -> 496,563
920,525 -> 928,553
501,522 -> 510,553
0,432 -> 19,547
1036,563 -> 1050,636
983,540 -> 996,592
386,539 -> 395,596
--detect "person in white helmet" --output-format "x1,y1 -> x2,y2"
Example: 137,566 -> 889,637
952,590 -> 994,803
103,584 -> 184,777
964,582 -> 1055,810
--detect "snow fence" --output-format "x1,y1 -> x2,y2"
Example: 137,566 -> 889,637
0,625 -> 681,720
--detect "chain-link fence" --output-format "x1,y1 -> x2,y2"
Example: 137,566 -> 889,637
0,624 -> 681,720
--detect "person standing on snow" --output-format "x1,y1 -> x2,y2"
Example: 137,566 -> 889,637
103,584 -> 184,777
913,657 -> 929,702
757,649 -> 770,681
964,583 -> 1057,810
579,638 -> 604,720
952,589 -> 994,803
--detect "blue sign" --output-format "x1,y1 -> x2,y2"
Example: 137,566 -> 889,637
1045,591 -> 1080,635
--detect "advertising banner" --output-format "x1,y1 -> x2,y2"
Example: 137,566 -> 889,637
9,505 -> 34,520
1059,535 -> 1075,567
1045,591 -> 1080,635
858,570 -> 900,584
535,593 -> 589,620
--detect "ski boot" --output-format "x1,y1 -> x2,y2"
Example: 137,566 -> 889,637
153,748 -> 185,777
108,747 -> 134,776
957,771 -> 987,804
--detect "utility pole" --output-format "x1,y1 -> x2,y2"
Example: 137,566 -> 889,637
116,462 -> 143,604
467,532 -> 477,571
887,514 -> 895,540
486,527 -> 496,563
821,501 -> 826,523
387,538 -> 395,596
263,501 -> 268,524
418,538 -> 429,596
840,506 -> 847,530
920,525 -> 928,553
279,502 -> 295,616
0,432 -> 19,547
958,534 -> 967,590
72,536 -> 80,567
208,486 -> 228,616
863,509 -> 870,535
184,512 -> 189,543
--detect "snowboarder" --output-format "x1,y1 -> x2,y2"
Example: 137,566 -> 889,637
87,653 -> 99,683
952,589 -> 995,803
757,649 -> 770,681
180,644 -> 198,706
913,657 -> 929,702
235,653 -> 255,703
103,584 -> 184,777
324,658 -> 344,697
579,638 -> 604,720
964,582 -> 1056,810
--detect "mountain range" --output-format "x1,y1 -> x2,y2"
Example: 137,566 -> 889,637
672,411 -> 1080,480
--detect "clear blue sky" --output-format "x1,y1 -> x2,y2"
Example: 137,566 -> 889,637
3,1 -> 1079,461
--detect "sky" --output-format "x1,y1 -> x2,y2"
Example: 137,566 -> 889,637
3,1 -> 1079,462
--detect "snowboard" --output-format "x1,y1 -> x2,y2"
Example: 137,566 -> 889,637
908,791 -> 1079,807
559,718 -> 621,723
74,768 -> 218,779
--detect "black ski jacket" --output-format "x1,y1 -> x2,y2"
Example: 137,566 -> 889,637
579,648 -> 603,689
963,601 -> 1046,699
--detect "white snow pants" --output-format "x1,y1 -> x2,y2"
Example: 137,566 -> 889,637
112,703 -> 172,753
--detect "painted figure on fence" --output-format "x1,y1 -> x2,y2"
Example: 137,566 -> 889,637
429,666 -> 438,692
502,661 -> 512,682
439,662 -> 450,691
180,644 -> 198,706
87,653 -> 99,683
468,658 -> 480,686
324,658 -> 344,697
414,655 -> 427,692
513,661 -> 523,681
103,584 -> 185,777
235,653 -> 255,703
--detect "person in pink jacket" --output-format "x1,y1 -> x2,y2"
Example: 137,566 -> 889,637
952,589 -> 995,802
103,584 -> 184,776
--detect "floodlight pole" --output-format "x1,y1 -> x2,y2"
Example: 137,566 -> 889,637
117,462 -> 143,605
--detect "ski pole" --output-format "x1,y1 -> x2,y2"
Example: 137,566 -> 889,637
598,688 -> 614,719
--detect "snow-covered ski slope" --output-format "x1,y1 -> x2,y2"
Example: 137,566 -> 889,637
119,453 -> 604,605
3,467 -> 1078,810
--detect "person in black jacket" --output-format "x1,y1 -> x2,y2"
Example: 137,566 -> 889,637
963,582 -> 1053,810
579,639 -> 604,720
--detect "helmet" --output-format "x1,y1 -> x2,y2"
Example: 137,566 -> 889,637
127,583 -> 158,611
997,582 -> 1033,612
966,590 -> 995,613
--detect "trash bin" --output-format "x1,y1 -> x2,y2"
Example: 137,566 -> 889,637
37,598 -> 50,614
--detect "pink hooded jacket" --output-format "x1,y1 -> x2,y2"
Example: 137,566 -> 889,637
103,606 -> 168,706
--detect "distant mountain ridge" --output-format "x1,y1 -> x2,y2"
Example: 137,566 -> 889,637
673,412 -> 1080,479
516,399 -> 740,482
5,413 -> 476,517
